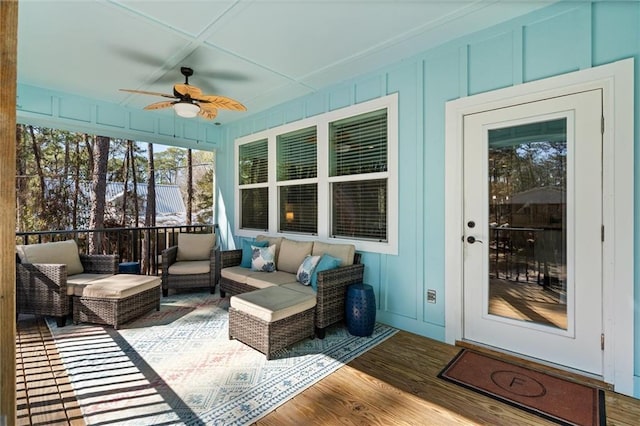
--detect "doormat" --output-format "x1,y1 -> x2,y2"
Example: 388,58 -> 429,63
438,349 -> 605,426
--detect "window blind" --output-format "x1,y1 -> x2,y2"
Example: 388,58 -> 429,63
332,179 -> 387,241
239,139 -> 268,185
241,187 -> 269,230
277,126 -> 317,181
330,109 -> 387,177
279,184 -> 317,234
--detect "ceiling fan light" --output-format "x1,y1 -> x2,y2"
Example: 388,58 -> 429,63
173,101 -> 200,118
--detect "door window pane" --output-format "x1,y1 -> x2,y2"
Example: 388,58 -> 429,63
488,118 -> 567,330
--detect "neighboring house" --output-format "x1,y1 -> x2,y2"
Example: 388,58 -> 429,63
14,2 -> 640,397
104,182 -> 187,226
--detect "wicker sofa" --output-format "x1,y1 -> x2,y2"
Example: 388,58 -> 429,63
218,235 -> 364,338
16,240 -> 118,327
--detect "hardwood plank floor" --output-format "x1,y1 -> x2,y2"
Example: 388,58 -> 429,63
16,315 -> 640,425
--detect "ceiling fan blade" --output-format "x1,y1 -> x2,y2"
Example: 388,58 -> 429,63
144,101 -> 175,111
120,89 -> 177,99
174,84 -> 203,98
196,95 -> 247,111
198,103 -> 218,120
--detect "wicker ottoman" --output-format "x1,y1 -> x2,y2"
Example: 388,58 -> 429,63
229,286 -> 316,360
73,274 -> 161,329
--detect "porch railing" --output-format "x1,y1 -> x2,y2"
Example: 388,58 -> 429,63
15,224 -> 218,275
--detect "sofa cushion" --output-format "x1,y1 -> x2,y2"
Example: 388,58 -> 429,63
281,282 -> 317,296
168,260 -> 210,275
310,254 -> 343,291
221,266 -> 255,284
311,241 -> 355,266
230,286 -> 316,323
80,275 -> 161,299
240,239 -> 268,268
246,271 -> 297,288
176,233 -> 215,261
67,273 -> 115,296
277,239 -> 313,274
251,244 -> 277,272
296,255 -> 321,286
255,235 -> 284,263
16,240 -> 84,276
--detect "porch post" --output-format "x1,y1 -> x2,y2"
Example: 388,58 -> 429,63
0,0 -> 18,424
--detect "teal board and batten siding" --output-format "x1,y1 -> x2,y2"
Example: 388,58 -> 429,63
215,1 -> 640,394
16,84 -> 221,151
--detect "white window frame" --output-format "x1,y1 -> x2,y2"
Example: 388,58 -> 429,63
235,93 -> 398,254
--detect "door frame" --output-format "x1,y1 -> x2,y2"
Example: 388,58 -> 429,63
444,58 -> 634,395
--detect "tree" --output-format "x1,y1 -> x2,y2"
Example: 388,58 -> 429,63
141,143 -> 156,274
88,136 -> 110,254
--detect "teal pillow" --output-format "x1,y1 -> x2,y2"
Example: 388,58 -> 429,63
241,239 -> 268,268
310,254 -> 342,291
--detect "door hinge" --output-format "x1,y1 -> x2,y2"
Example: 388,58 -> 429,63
601,225 -> 605,242
601,116 -> 605,135
601,333 -> 605,350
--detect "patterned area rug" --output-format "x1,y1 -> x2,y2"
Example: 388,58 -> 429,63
47,291 -> 397,425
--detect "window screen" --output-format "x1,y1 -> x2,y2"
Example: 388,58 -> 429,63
240,187 -> 268,231
279,184 -> 317,234
332,179 -> 387,241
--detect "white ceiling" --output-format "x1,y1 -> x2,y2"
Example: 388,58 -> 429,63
17,0 -> 557,125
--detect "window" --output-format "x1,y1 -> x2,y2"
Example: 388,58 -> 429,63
235,94 -> 398,254
238,139 -> 268,230
277,127 -> 317,234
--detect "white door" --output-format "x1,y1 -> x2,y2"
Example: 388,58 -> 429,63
462,89 -> 603,375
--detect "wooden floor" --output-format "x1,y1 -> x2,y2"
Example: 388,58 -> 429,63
15,315 -> 640,426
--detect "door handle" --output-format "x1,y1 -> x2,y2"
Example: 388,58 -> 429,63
467,236 -> 483,244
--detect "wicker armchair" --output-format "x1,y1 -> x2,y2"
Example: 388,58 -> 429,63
161,232 -> 217,297
219,249 -> 364,338
16,253 -> 118,327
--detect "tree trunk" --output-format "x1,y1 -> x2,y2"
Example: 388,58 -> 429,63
89,136 -> 110,254
121,141 -> 130,226
141,143 -> 156,274
27,125 -> 46,227
130,141 -> 139,227
72,137 -> 80,229
187,148 -> 193,225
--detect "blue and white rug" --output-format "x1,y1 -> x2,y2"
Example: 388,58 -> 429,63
47,291 -> 397,425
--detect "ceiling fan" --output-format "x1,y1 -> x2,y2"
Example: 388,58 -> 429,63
120,67 -> 246,120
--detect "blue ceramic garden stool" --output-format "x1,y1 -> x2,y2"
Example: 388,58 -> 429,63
345,283 -> 376,337
118,261 -> 140,275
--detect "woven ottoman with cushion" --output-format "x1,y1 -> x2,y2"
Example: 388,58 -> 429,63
73,274 -> 161,329
229,285 -> 316,359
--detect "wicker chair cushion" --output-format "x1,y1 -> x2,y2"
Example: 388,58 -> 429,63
81,275 -> 161,299
230,286 -> 316,323
67,273 -> 115,296
311,241 -> 355,267
176,233 -> 215,261
277,239 -> 313,274
246,271 -> 298,288
16,240 -> 84,275
167,260 -> 210,275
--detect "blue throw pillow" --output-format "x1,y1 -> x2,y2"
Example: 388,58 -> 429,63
310,254 -> 342,291
241,239 -> 268,268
